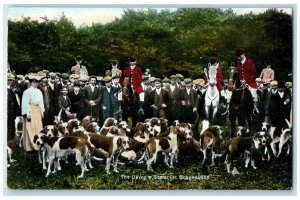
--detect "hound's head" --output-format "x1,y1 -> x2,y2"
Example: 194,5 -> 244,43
116,136 -> 130,149
252,132 -> 266,149
33,132 -> 46,146
86,122 -> 100,133
59,122 -> 69,136
178,123 -> 193,143
103,117 -> 117,127
209,125 -> 223,139
68,118 -> 81,130
41,125 -> 60,137
172,120 -> 180,128
236,126 -> 248,137
144,117 -> 161,137
262,122 -> 271,131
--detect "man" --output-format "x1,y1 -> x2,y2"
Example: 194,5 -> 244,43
120,55 -> 145,119
71,55 -> 88,77
204,57 -> 226,108
83,76 -> 101,122
68,82 -> 84,120
264,80 -> 285,127
165,75 -> 181,124
100,76 -> 121,125
7,73 -> 21,141
235,48 -> 258,113
148,78 -> 170,119
38,75 -> 52,125
193,78 -> 206,120
48,72 -> 60,117
180,78 -> 199,124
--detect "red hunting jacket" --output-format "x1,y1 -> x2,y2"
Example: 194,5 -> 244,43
236,58 -> 257,88
204,66 -> 224,91
120,66 -> 143,94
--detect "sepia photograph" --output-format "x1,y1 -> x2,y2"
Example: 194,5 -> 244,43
4,3 -> 294,193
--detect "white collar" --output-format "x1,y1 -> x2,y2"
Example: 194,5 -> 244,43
241,56 -> 246,64
156,88 -> 162,94
130,65 -> 136,70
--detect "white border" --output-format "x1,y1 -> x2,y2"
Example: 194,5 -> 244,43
1,0 -> 299,199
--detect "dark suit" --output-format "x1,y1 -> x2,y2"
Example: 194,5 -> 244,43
165,85 -> 181,124
7,88 -> 21,141
68,90 -> 84,120
180,88 -> 199,124
58,95 -> 72,122
148,88 -> 170,119
100,86 -> 120,125
83,85 -> 101,121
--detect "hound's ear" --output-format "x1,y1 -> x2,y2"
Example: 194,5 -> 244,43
40,126 -> 47,134
117,138 -> 122,146
86,124 -> 93,132
54,127 -> 59,136
33,135 -> 38,143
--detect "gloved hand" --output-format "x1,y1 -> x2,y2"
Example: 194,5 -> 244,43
138,108 -> 144,116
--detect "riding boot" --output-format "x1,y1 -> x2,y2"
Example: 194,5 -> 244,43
219,95 -> 228,116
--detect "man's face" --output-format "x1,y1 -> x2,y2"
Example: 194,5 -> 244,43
155,82 -> 161,89
42,78 -> 48,84
49,77 -> 55,84
130,61 -> 136,66
112,78 -> 119,85
76,60 -> 82,65
89,78 -> 96,86
106,81 -> 112,88
74,86 -> 80,93
186,83 -> 192,89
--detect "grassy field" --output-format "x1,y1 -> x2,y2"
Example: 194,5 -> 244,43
6,118 -> 293,190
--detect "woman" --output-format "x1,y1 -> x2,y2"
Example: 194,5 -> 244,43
21,75 -> 44,151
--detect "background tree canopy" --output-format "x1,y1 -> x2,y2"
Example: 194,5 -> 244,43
8,8 -> 293,84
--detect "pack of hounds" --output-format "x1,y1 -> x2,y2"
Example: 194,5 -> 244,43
8,115 -> 292,178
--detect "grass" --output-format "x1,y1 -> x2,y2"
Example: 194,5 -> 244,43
6,118 -> 293,190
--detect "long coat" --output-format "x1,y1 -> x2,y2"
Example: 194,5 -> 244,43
68,90 -> 84,120
38,83 -> 52,125
120,66 -> 143,94
83,85 -> 101,121
7,88 -> 21,141
165,85 -> 181,123
100,86 -> 120,124
204,66 -> 224,91
179,88 -> 199,124
58,95 -> 72,122
236,58 -> 257,88
48,82 -> 60,118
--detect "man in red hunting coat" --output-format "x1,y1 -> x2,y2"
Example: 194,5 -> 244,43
235,48 -> 259,113
204,57 -> 227,109
120,55 -> 145,116
204,57 -> 224,92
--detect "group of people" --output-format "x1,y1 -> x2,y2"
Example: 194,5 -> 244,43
7,48 -> 292,152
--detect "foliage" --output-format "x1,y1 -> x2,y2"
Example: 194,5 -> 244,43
8,8 -> 292,82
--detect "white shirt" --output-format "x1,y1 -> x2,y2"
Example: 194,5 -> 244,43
48,82 -> 54,90
90,84 -> 95,93
156,88 -> 162,95
170,85 -> 175,92
186,88 -> 191,95
21,87 -> 45,115
241,56 -> 246,65
106,87 -> 111,93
